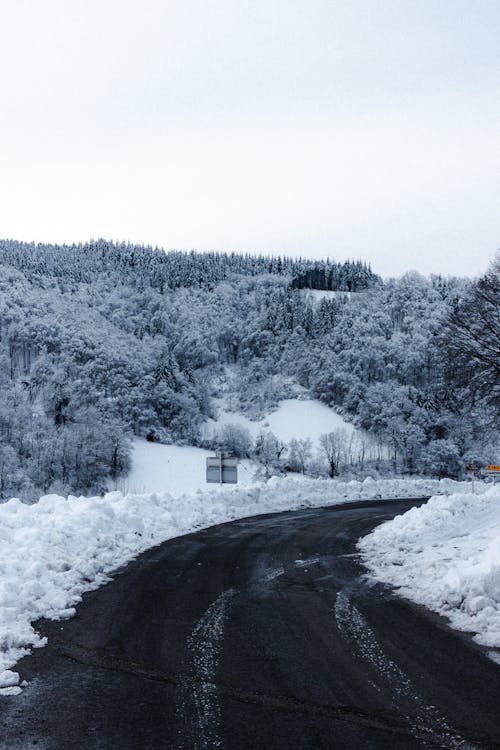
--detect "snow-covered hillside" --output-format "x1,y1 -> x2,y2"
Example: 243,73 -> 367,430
0,476 -> 489,695
121,397 -> 388,492
261,398 -> 358,442
359,485 -> 500,663
110,399 -> 364,497
202,397 -> 359,443
1,241 -> 497,502
114,441 -> 257,495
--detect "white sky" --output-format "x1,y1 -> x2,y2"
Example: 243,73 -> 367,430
1,0 -> 499,277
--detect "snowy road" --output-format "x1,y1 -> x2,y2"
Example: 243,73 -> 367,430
2,499 -> 500,749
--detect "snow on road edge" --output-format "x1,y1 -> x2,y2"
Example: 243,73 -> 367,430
358,485 -> 500,663
0,476 -> 489,692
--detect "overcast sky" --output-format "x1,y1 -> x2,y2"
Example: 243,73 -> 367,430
1,1 -> 499,277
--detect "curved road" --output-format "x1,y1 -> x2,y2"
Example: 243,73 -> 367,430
2,498 -> 500,749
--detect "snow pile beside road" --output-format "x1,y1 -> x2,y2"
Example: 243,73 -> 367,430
0,475 -> 487,693
359,485 -> 500,658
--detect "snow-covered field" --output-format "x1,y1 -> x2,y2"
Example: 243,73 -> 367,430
114,441 -> 257,495
359,485 -> 500,663
0,475 -> 489,695
202,397 -> 358,443
263,399 -> 358,442
119,398 -> 381,498
112,397 -> 370,509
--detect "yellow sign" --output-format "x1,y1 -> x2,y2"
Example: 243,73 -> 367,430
486,465 -> 500,471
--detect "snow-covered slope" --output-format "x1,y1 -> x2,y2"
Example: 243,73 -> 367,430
202,397 -> 358,443
115,440 -> 256,495
263,399 -> 358,442
0,476 -> 487,694
359,485 -> 500,663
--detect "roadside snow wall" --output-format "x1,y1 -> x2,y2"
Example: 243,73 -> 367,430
359,485 -> 500,663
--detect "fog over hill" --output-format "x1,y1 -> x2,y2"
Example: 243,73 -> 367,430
0,239 -> 497,501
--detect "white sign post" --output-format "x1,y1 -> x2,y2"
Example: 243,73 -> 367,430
466,462 -> 480,494
206,452 -> 238,484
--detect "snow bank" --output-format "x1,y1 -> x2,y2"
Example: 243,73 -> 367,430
359,485 -> 500,659
0,476 -> 487,693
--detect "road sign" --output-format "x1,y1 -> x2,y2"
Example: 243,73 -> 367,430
206,453 -> 238,484
485,465 -> 500,482
466,462 -> 481,494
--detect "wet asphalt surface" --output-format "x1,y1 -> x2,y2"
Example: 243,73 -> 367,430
2,498 -> 500,750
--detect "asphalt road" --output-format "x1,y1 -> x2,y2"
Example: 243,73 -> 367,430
2,498 -> 500,750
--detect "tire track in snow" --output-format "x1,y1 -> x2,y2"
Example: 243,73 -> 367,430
334,590 -> 477,749
175,588 -> 236,750
175,559 -> 293,748
262,566 -> 285,583
261,557 -> 321,584
294,557 -> 321,569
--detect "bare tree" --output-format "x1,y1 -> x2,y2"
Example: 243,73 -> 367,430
319,429 -> 347,478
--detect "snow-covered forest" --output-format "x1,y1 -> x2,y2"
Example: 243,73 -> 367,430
0,239 -> 498,501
